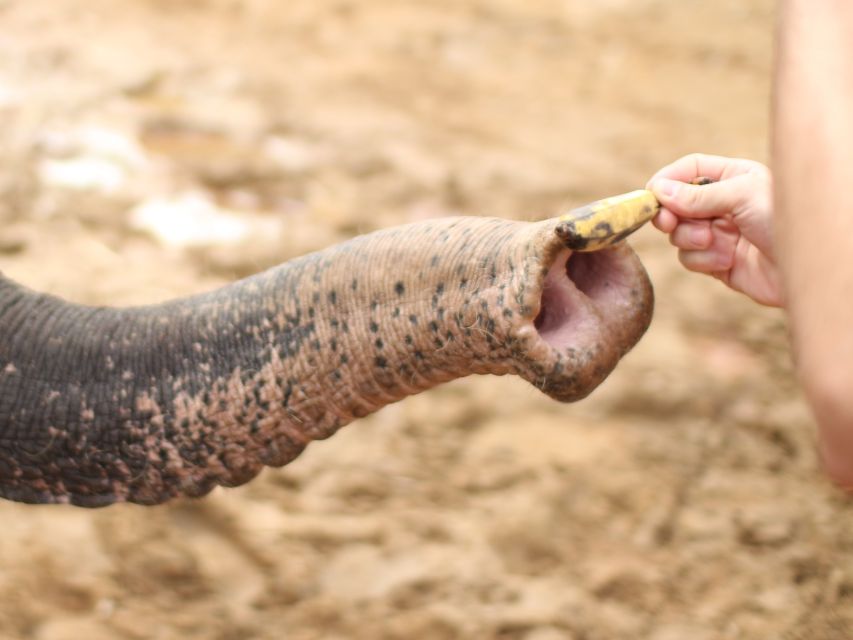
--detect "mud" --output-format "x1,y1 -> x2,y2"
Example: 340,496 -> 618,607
2,1 -> 852,638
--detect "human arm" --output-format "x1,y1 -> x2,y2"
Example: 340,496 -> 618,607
773,0 -> 853,487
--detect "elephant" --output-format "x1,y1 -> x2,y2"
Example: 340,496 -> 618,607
0,215 -> 652,507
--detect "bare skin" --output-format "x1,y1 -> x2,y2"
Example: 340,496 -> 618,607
774,0 -> 853,488
647,154 -> 781,308
645,2 -> 853,488
0,215 -> 652,507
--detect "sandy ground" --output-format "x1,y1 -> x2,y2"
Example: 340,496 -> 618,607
1,0 -> 852,638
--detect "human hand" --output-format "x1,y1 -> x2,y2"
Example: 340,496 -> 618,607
647,154 -> 783,307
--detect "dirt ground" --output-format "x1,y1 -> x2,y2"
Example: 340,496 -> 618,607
1,0 -> 852,638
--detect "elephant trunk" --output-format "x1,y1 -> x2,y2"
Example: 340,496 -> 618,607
0,216 -> 652,507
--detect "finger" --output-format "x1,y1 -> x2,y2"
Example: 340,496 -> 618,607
669,220 -> 713,250
677,218 -> 739,273
646,153 -> 742,187
678,248 -> 733,274
649,173 -> 755,220
652,208 -> 678,233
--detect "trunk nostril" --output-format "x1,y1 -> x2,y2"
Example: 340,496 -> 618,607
534,252 -> 575,343
534,248 -> 630,351
534,303 -> 548,332
566,251 -> 614,300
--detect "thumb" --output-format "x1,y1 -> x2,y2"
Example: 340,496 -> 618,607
649,174 -> 755,220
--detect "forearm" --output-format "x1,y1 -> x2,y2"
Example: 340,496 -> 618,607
774,1 -> 853,480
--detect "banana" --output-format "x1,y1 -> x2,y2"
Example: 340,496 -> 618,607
555,189 -> 660,252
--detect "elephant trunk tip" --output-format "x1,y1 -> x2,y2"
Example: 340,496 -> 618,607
508,226 -> 653,403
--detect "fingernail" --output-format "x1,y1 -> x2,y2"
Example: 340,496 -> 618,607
654,178 -> 679,199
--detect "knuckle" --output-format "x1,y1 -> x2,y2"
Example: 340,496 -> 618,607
677,249 -> 702,272
671,229 -> 693,249
669,231 -> 684,248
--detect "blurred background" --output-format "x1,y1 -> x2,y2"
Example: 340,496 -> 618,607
1,0 -> 850,638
